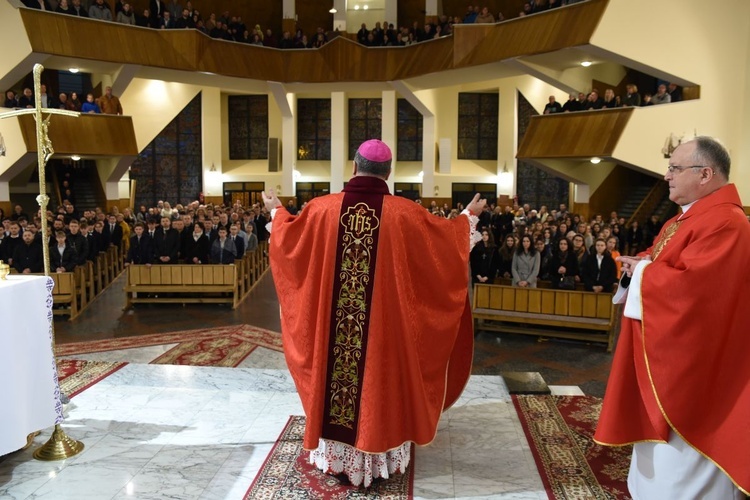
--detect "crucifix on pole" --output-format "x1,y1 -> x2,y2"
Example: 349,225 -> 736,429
0,63 -> 84,461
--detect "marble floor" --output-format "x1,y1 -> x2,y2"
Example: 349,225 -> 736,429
0,343 -> 559,499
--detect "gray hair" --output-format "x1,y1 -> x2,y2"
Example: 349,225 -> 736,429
691,136 -> 730,179
354,151 -> 391,178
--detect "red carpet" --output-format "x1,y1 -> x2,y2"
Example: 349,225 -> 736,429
57,359 -> 127,398
57,324 -> 283,367
513,395 -> 632,500
245,416 -> 415,499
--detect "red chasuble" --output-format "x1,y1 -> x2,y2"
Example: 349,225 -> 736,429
594,184 -> 750,494
270,176 -> 474,453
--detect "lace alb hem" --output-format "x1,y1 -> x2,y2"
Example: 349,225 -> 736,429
309,438 -> 411,488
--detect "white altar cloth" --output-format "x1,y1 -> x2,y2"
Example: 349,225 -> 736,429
0,275 -> 63,456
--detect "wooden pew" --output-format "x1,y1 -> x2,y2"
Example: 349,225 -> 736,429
46,272 -> 79,320
124,264 -> 239,309
472,283 -> 619,352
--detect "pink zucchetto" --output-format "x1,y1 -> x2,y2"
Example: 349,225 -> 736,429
357,139 -> 392,163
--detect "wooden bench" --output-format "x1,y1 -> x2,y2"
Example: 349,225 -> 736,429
124,264 -> 239,309
35,272 -> 80,321
472,283 -> 619,352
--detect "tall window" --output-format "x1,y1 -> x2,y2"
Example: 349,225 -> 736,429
223,182 -> 264,207
297,99 -> 331,161
228,95 -> 268,160
394,182 -> 421,201
457,92 -> 498,160
296,182 -> 330,204
130,93 -> 202,208
397,99 -> 422,161
452,183 -> 496,209
348,98 -> 382,160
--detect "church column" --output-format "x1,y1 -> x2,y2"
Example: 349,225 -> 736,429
333,0 -> 347,32
422,115 -> 436,199
281,0 -> 296,36
202,87 -> 223,205
384,0 -> 397,27
0,182 -> 11,216
381,90 -> 396,193
497,83 -> 518,205
330,92 -> 347,193
268,83 -> 295,197
424,0 -> 438,24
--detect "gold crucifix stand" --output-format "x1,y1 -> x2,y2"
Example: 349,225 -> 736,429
1,63 -> 84,460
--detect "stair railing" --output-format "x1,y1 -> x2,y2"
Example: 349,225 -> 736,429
626,181 -> 668,227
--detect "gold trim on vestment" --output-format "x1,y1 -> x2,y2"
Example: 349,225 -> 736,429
327,203 -> 380,429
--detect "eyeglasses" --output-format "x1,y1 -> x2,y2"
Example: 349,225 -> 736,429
666,165 -> 705,174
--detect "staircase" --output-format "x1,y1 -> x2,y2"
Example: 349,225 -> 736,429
57,160 -> 104,212
616,183 -> 653,222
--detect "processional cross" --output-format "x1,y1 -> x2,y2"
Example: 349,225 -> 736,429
1,63 -> 84,460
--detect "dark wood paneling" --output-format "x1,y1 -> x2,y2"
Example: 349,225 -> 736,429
453,0 -> 608,67
295,0 -> 332,38
589,165 -> 654,219
17,114 -> 138,156
20,0 -> 608,84
516,108 -> 634,159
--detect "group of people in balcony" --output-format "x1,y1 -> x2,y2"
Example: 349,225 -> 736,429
468,203 -> 666,293
544,83 -> 683,114
4,85 -> 123,115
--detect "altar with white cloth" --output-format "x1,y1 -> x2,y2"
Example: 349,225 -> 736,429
0,275 -> 63,456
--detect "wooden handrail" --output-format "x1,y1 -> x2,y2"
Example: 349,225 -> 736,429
19,0 -> 609,84
627,180 -> 668,227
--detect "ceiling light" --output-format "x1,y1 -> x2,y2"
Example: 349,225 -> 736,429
71,155 -> 81,162
580,61 -> 592,67
69,68 -> 80,73
354,4 -> 359,9
590,157 -> 601,164
363,4 -> 368,9
329,7 -> 337,13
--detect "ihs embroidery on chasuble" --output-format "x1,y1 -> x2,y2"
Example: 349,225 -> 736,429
327,202 -> 381,434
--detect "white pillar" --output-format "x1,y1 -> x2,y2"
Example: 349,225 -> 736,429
384,0 -> 397,26
281,94 -> 296,196
201,87 -> 223,199
0,181 -> 10,204
422,115 -> 436,198
331,92 -> 347,193
425,0 -> 438,17
381,90 -> 397,193
282,0 -> 294,19
497,83 -> 518,197
574,183 -> 590,204
333,0 -> 347,32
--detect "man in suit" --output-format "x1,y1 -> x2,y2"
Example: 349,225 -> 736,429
66,219 -> 89,267
50,231 -> 78,273
228,223 -> 245,257
12,230 -> 43,274
153,216 -> 180,264
103,214 -> 123,249
126,222 -> 154,265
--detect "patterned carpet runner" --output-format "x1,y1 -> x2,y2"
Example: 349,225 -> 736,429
513,395 -> 631,499
245,416 -> 415,499
57,359 -> 127,398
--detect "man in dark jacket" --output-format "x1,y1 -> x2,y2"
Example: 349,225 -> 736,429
12,230 -> 43,274
126,222 -> 154,265
153,216 -> 180,264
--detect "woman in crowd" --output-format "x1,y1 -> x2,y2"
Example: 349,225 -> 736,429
116,2 -> 135,24
602,89 -> 618,108
470,229 -> 498,285
67,91 -> 81,111
497,234 -> 515,280
160,201 -> 176,219
626,220 -> 643,255
534,238 -> 552,281
582,238 -> 617,293
183,222 -> 210,264
606,236 -> 622,279
548,237 -> 579,289
511,234 -> 539,288
571,232 -> 589,279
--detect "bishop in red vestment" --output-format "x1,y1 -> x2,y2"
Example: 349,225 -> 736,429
264,140 -> 484,487
595,137 -> 750,498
